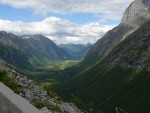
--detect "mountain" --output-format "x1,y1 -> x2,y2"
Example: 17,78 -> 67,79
83,0 -> 150,66
21,34 -> 71,65
59,43 -> 92,60
61,0 -> 150,78
0,32 -> 71,70
0,31 -> 30,69
122,0 -> 150,25
64,18 -> 150,113
56,0 -> 150,113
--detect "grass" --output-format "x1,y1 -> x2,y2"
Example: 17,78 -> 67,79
64,66 -> 150,113
14,60 -> 79,86
32,100 -> 63,112
35,60 -> 79,71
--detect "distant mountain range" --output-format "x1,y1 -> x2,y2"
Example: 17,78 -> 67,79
57,0 -> 150,113
0,32 -> 71,70
0,31 -> 91,74
59,43 -> 92,60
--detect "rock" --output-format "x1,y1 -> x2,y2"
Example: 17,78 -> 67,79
0,82 -> 42,113
59,102 -> 83,113
0,61 -> 85,113
122,0 -> 150,25
41,107 -> 52,113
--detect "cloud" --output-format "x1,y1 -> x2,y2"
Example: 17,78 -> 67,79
0,0 -> 134,21
0,17 -> 115,44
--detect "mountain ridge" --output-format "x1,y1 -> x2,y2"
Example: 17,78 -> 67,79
56,0 -> 150,112
64,18 -> 150,113
0,32 -> 71,70
83,0 -> 150,66
62,0 -> 150,78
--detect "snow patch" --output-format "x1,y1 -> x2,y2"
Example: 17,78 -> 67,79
22,36 -> 31,39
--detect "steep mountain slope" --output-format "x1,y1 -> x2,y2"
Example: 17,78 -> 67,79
83,0 -> 150,66
0,32 -> 71,70
21,34 -> 71,66
59,43 -> 92,59
0,31 -> 30,69
61,0 -> 150,78
64,20 -> 150,113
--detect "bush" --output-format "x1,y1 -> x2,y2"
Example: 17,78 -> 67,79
43,84 -> 57,98
32,100 -> 53,109
32,100 -> 62,112
72,96 -> 84,109
0,70 -> 20,93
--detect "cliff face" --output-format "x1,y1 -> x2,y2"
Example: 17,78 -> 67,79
122,0 -> 150,25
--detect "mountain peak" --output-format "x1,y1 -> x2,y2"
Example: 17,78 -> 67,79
122,0 -> 150,25
0,31 -> 8,35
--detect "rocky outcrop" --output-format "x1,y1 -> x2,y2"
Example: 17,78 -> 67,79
0,82 -> 42,113
0,59 -> 83,113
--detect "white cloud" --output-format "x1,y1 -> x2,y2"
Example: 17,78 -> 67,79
0,17 -> 115,44
0,0 -> 134,21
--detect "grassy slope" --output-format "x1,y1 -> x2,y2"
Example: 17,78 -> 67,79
59,21 -> 150,113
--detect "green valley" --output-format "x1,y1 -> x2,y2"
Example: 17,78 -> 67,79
0,0 -> 150,113
17,60 -> 79,84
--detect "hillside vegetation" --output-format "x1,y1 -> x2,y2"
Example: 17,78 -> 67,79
58,20 -> 150,113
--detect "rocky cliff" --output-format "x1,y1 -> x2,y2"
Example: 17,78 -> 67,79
122,0 -> 150,25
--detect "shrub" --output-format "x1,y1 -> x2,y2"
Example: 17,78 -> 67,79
0,70 -> 20,93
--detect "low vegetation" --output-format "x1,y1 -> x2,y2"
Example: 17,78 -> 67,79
32,100 -> 63,113
0,70 -> 20,93
15,60 -> 79,85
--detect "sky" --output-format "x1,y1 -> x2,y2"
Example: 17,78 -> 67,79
0,0 -> 134,44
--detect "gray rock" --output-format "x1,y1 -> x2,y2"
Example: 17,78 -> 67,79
0,61 -> 85,113
0,82 -> 42,113
41,107 -> 53,113
122,0 -> 150,25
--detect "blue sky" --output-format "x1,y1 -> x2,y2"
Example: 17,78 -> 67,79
0,0 -> 133,44
0,4 -> 44,22
0,4 -> 119,25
